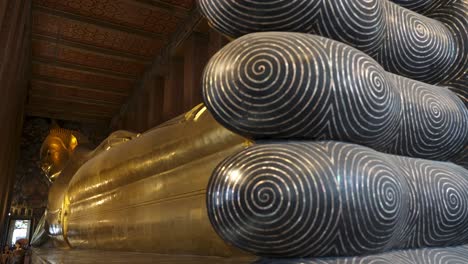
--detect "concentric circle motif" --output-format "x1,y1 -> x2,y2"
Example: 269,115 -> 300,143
207,141 -> 468,258
198,0 -> 467,87
203,32 -> 468,161
429,1 -> 468,85
389,0 -> 451,14
254,244 -> 468,264
451,146 -> 468,170
381,3 -> 455,84
444,77 -> 468,108
198,0 -> 322,38
390,74 -> 468,160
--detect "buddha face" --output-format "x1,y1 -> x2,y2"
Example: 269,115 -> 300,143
40,136 -> 71,181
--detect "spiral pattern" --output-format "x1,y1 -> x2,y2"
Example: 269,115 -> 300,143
207,141 -> 468,258
390,74 -> 468,160
390,0 -> 454,14
396,158 -> 468,248
445,77 -> 468,108
451,146 -> 468,170
429,1 -> 468,87
203,32 -> 468,161
255,245 -> 468,264
381,3 -> 455,84
198,0 -> 467,87
198,0 -> 322,38
317,0 -> 386,57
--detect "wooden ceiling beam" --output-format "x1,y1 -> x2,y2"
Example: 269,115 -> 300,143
31,76 -> 130,96
26,104 -> 114,118
131,0 -> 190,18
28,95 -> 119,114
28,93 -> 124,107
32,58 -> 137,81
26,108 -> 111,124
31,61 -> 136,94
32,33 -> 152,62
31,46 -> 144,78
26,103 -> 113,116
33,5 -> 164,39
30,80 -> 127,105
32,35 -> 148,65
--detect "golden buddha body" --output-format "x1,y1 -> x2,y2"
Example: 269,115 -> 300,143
38,127 -> 92,247
32,105 -> 251,257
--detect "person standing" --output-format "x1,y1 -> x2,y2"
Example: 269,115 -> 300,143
8,242 -> 24,264
1,245 -> 11,264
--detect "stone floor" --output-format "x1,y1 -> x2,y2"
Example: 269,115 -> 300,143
31,248 -> 257,264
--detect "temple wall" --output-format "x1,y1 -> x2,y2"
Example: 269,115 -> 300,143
0,0 -> 32,233
111,28 -> 228,132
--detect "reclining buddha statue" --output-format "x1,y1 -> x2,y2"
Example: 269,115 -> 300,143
31,105 -> 252,257
33,0 -> 467,262
31,123 -> 138,248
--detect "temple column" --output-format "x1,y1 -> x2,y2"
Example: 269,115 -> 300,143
163,58 -> 184,121
0,0 -> 30,235
147,76 -> 165,128
183,33 -> 209,111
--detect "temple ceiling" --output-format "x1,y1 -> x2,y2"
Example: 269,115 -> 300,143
28,0 -> 195,124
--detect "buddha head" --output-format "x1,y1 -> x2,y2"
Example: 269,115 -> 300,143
40,126 -> 79,181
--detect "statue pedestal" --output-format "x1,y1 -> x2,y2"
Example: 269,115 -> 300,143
31,248 -> 256,264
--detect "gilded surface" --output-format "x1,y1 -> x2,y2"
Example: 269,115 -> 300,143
40,127 -> 93,247
34,105 -> 251,257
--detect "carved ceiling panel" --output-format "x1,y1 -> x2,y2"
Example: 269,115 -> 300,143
29,95 -> 119,115
31,80 -> 128,104
32,63 -> 135,93
29,0 -> 197,123
33,11 -> 163,57
33,0 -> 181,34
32,39 -> 147,76
26,106 -> 113,122
158,0 -> 195,9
